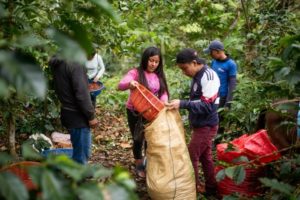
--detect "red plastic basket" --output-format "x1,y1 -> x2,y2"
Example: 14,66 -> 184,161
130,83 -> 164,121
1,161 -> 40,190
216,165 -> 265,197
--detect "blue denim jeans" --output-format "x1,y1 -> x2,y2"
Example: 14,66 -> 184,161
69,127 -> 91,164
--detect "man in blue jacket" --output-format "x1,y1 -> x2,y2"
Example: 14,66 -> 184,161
204,40 -> 238,134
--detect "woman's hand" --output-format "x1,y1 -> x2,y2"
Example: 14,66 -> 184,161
165,99 -> 180,110
129,80 -> 138,89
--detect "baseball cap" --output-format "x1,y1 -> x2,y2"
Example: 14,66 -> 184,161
203,40 -> 224,54
176,48 -> 206,64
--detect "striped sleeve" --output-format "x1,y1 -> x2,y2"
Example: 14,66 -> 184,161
200,68 -> 220,103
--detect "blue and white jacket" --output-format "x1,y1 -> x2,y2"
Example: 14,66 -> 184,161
180,66 -> 220,128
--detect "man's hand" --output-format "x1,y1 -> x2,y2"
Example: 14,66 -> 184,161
129,80 -> 138,89
89,118 -> 98,129
165,99 -> 180,110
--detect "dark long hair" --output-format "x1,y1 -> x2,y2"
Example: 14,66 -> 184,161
137,46 -> 169,98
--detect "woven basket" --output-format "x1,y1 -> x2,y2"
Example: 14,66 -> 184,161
130,83 -> 164,121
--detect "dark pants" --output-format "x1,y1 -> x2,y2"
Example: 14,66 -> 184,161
218,96 -> 227,134
188,126 -> 218,192
69,127 -> 91,164
91,95 -> 96,108
126,109 -> 147,160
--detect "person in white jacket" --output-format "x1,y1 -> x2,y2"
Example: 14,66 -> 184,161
85,51 -> 105,107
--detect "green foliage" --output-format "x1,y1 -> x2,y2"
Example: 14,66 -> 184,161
220,74 -> 267,138
0,50 -> 46,98
0,0 -> 300,198
0,172 -> 29,200
260,178 -> 295,196
0,0 -> 119,98
0,149 -> 137,200
216,165 -> 246,185
97,74 -> 128,113
259,154 -> 300,199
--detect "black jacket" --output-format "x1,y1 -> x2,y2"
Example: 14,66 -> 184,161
50,57 -> 95,129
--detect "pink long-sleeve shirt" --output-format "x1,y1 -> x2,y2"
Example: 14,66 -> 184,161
118,68 -> 168,110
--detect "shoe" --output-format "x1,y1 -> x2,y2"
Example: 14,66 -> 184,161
203,188 -> 222,200
196,183 -> 206,193
135,163 -> 146,178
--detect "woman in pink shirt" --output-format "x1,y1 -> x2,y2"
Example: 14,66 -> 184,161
118,46 -> 169,177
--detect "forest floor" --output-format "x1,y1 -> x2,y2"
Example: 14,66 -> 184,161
90,107 -> 215,200
90,107 -> 150,200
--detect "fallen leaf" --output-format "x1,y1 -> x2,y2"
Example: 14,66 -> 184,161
95,135 -> 104,141
120,143 -> 132,149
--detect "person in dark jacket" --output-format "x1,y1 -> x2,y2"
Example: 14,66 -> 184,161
165,48 -> 220,197
49,56 -> 98,164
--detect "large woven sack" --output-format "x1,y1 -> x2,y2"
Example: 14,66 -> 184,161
145,108 -> 196,200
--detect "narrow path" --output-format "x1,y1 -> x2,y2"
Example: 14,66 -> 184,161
90,108 -> 150,200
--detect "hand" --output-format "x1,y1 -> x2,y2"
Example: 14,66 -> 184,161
129,80 -> 138,89
89,118 -> 98,129
165,99 -> 180,110
93,77 -> 99,82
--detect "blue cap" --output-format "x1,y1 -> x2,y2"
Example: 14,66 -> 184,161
204,40 -> 224,54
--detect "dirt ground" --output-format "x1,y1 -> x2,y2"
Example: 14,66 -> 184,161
89,107 -> 216,200
90,108 -> 150,200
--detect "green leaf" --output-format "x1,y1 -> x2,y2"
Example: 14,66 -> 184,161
21,142 -> 43,160
227,0 -> 238,8
0,152 -> 13,167
92,166 -> 112,179
76,183 -> 104,200
232,156 -> 249,163
0,172 -> 29,200
117,179 -> 136,190
280,162 -> 292,176
0,50 -> 46,98
259,178 -> 295,195
28,165 -> 44,187
62,18 -> 93,56
212,3 -> 225,11
88,0 -> 120,22
0,79 -> 9,97
15,34 -> 47,48
46,155 -> 83,181
233,166 -> 246,185
224,143 -> 235,152
286,71 -> 300,86
0,3 -> 8,17
105,183 -> 138,200
223,195 -> 239,200
46,28 -> 86,64
41,170 -> 67,200
216,169 -> 226,182
225,166 -> 246,185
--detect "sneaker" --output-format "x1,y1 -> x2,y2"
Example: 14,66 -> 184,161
135,163 -> 146,178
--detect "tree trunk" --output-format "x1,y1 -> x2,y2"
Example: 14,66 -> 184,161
8,113 -> 17,157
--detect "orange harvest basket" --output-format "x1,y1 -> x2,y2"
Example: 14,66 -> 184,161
1,161 -> 41,190
130,83 -> 164,121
